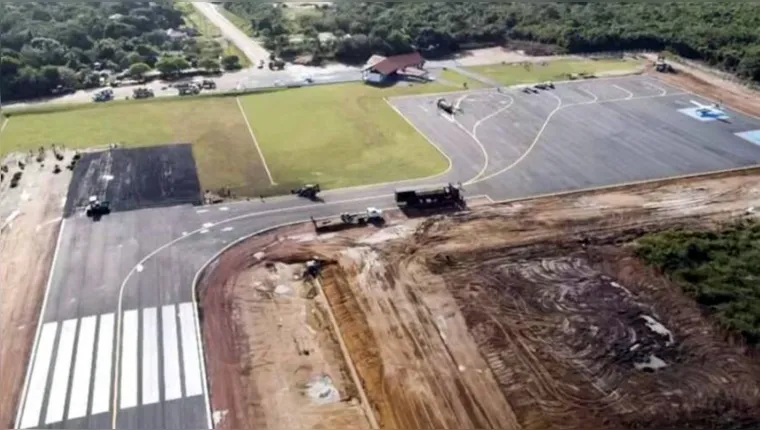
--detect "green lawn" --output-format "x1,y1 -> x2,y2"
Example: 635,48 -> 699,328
0,80 -> 461,196
0,98 -> 270,195
469,58 -> 645,86
238,82 -> 452,190
438,69 -> 486,90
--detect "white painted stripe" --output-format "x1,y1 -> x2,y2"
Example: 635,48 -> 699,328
120,310 -> 138,409
45,319 -> 77,424
161,305 -> 182,401
19,322 -> 58,429
91,313 -> 114,415
67,316 -> 97,419
178,303 -> 203,397
141,308 -> 160,405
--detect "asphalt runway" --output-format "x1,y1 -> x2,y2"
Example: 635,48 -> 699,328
16,75 -> 760,429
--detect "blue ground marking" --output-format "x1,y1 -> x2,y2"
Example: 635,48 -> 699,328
736,130 -> 760,146
678,107 -> 730,122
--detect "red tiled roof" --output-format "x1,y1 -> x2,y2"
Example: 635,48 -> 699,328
371,52 -> 425,76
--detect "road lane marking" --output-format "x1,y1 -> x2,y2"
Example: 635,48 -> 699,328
15,219 -> 65,429
613,84 -> 634,100
178,303 -> 203,397
67,316 -> 97,420
92,314 -> 114,415
19,322 -> 58,429
161,305 -> 182,401
119,310 -> 138,409
45,319 -> 77,424
236,97 -> 276,185
142,308 -> 160,405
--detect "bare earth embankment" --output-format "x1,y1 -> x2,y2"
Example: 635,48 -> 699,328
0,149 -> 72,428
200,168 -> 760,430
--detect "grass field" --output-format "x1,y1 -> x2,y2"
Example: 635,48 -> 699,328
438,69 -> 486,90
469,58 -> 645,85
1,80 -> 459,196
238,82 -> 450,190
0,97 -> 270,196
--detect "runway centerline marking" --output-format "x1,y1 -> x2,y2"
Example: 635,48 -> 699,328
236,97 -> 276,185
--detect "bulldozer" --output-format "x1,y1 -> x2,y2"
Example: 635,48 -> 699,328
291,184 -> 321,200
655,56 -> 674,73
132,87 -> 155,99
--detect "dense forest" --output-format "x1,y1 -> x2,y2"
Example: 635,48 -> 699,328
0,2 -> 238,102
636,220 -> 760,347
226,2 -> 760,82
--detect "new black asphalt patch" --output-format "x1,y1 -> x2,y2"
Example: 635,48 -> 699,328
64,144 -> 202,217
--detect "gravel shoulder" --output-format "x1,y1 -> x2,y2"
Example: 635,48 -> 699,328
0,150 -> 72,428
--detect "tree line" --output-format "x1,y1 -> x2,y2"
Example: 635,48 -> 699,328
0,2 -> 241,102
226,2 -> 760,82
636,220 -> 760,347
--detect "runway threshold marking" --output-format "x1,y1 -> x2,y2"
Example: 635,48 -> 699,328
45,319 -> 77,424
236,97 -> 276,185
142,308 -> 161,405
178,303 -> 204,397
92,314 -> 115,415
119,310 -> 139,409
161,305 -> 183,401
67,316 -> 97,420
19,322 -> 57,429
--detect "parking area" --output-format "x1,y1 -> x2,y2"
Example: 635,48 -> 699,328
390,75 -> 760,201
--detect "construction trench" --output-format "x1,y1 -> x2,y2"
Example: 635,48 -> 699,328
197,168 -> 760,430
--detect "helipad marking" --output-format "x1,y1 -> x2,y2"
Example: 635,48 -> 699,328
736,130 -> 760,146
678,107 -> 729,122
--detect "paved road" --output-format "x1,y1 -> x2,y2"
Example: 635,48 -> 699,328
192,2 -> 269,66
15,75 -> 760,429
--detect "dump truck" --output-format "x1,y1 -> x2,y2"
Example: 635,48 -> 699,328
85,195 -> 111,218
132,87 -> 155,99
292,184 -> 321,199
395,183 -> 464,210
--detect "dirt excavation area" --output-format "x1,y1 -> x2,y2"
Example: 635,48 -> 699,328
199,168 -> 760,430
0,148 -> 72,428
